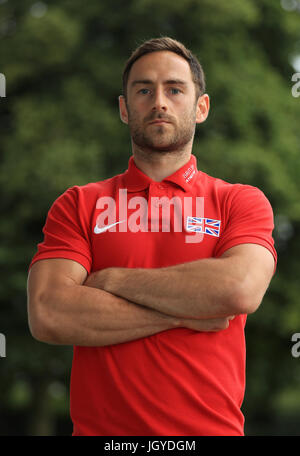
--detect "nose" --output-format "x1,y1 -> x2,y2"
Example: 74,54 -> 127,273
151,87 -> 167,112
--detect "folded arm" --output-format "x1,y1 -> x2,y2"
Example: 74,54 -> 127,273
27,258 -> 233,347
85,244 -> 275,319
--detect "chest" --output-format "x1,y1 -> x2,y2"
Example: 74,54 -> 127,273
89,188 -> 224,271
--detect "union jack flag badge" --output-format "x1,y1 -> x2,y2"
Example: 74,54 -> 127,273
186,217 -> 221,237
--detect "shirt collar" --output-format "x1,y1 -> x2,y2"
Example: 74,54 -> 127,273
123,154 -> 198,193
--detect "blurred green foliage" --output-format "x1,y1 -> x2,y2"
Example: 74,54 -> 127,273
0,0 -> 299,436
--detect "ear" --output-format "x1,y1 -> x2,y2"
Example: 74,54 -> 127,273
119,95 -> 129,124
195,94 -> 210,124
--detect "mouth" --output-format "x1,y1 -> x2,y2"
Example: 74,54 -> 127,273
149,120 -> 171,125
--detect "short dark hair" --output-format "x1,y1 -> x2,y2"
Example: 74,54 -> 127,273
122,37 -> 206,101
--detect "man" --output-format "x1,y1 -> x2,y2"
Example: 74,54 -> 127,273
27,37 -> 276,436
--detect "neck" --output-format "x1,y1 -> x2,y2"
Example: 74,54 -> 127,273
131,142 -> 193,182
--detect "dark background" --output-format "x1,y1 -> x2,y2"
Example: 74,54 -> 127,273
0,0 -> 300,436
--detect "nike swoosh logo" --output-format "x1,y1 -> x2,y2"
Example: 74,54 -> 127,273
94,220 -> 126,234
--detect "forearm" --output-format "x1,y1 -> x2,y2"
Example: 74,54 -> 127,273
91,258 -> 244,319
34,284 -> 180,347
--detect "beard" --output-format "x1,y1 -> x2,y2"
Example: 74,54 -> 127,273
126,105 -> 197,154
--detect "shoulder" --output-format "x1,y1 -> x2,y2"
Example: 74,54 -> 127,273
196,170 -> 272,208
51,172 -> 125,210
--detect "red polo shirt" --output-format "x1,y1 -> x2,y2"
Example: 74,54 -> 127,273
30,154 -> 277,436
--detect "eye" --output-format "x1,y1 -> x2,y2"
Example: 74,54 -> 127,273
170,88 -> 181,95
138,88 -> 150,95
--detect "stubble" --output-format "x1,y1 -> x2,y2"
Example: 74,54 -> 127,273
126,103 -> 198,158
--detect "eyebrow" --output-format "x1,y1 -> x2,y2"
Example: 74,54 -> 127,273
131,79 -> 188,87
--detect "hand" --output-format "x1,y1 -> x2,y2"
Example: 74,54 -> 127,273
84,269 -> 110,290
179,315 -> 235,332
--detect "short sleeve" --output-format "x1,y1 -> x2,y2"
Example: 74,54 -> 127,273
29,187 -> 92,273
214,185 -> 277,267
